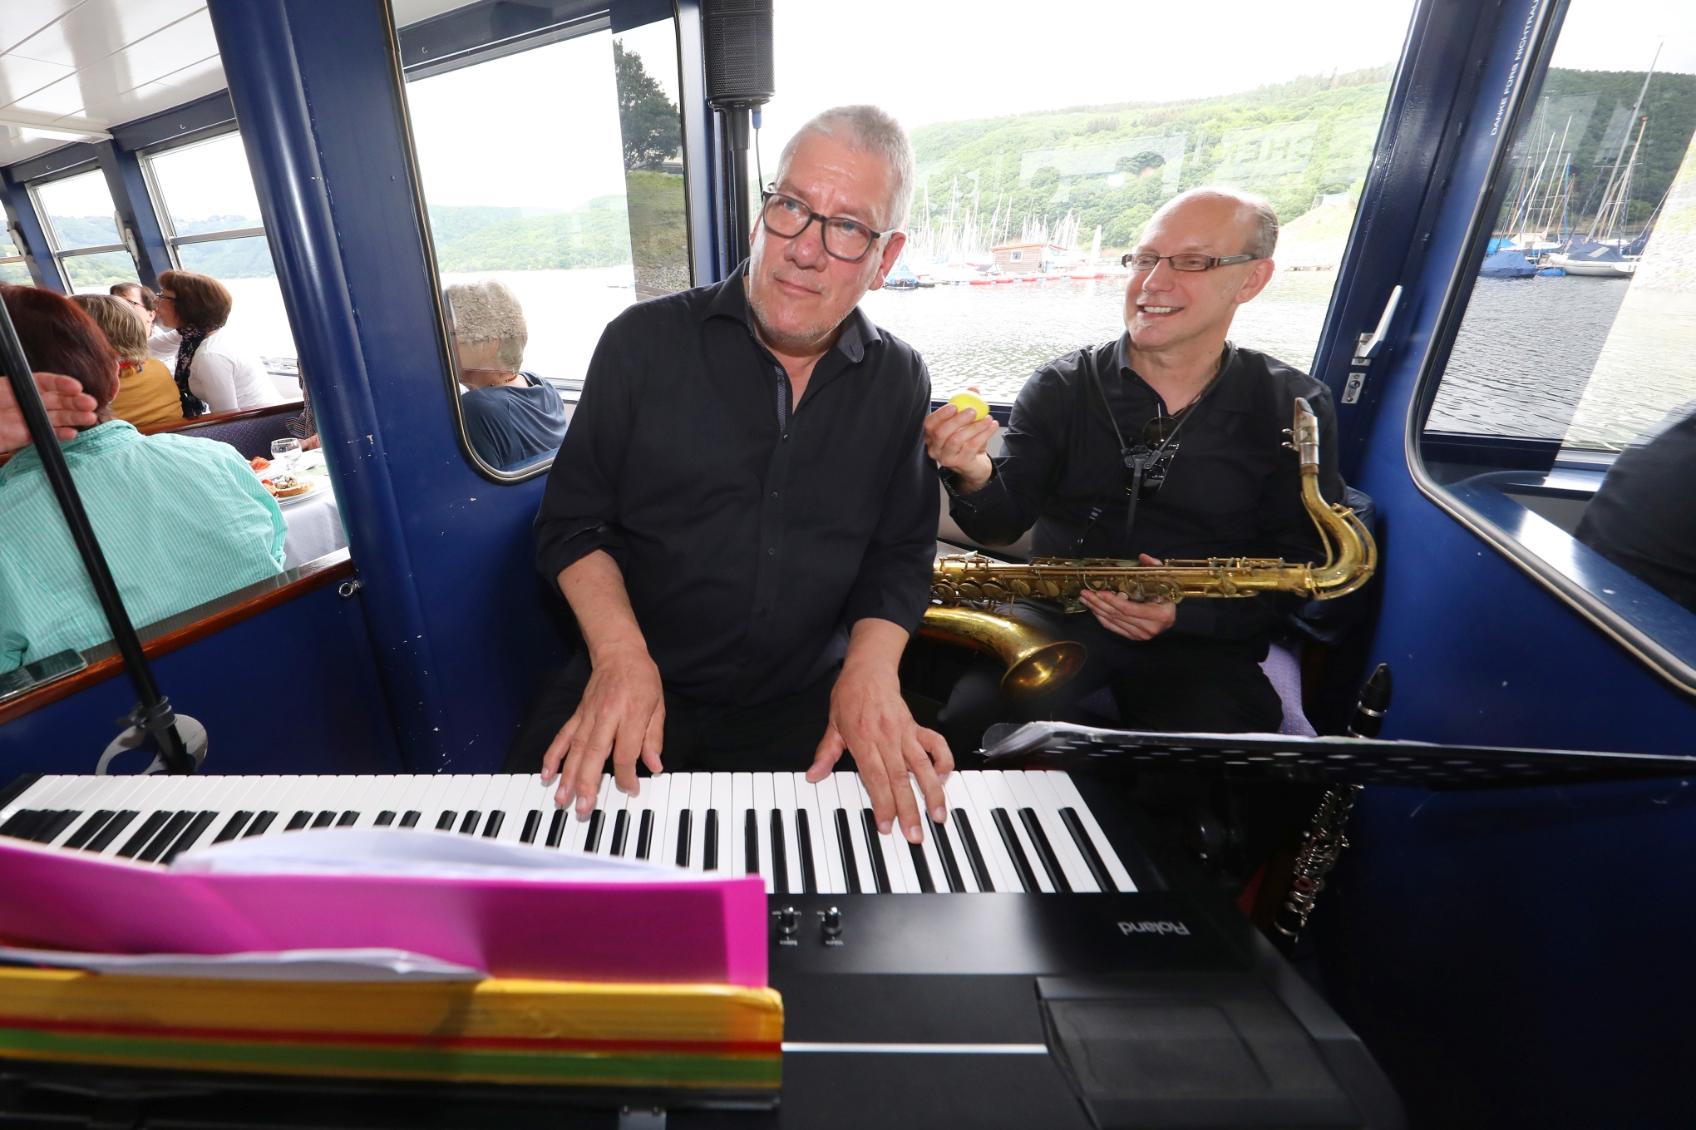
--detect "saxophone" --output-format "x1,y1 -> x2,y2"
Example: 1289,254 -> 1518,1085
919,397 -> 1377,693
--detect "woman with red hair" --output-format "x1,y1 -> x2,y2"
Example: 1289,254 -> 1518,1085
0,284 -> 286,674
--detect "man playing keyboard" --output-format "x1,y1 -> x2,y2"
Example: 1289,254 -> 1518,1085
509,105 -> 951,847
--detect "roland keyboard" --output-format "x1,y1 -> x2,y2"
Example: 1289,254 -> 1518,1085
0,770 -> 1135,896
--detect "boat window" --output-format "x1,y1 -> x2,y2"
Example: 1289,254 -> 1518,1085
761,0 -> 1417,405
142,131 -> 301,384
1414,0 -> 1696,681
0,225 -> 27,285
28,169 -> 139,292
398,3 -> 690,478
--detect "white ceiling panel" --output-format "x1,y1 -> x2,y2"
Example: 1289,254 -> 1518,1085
8,0 -> 204,69
99,9 -> 216,88
0,55 -> 74,108
0,1 -> 81,57
4,73 -> 88,120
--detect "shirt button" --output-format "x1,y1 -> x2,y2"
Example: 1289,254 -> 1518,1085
769,491 -> 780,501
767,547 -> 776,557
781,432 -> 789,442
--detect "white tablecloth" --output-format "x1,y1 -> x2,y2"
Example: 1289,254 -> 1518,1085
280,484 -> 346,568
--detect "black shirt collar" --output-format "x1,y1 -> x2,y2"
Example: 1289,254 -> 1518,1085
703,260 -> 882,365
1112,333 -> 1254,415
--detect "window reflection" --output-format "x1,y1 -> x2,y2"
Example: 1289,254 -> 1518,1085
444,280 -> 567,471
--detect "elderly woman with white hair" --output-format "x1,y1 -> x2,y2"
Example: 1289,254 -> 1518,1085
444,279 -> 566,471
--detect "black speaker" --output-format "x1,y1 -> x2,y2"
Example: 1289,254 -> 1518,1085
702,0 -> 773,110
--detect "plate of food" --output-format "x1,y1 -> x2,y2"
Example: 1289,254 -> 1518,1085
261,473 -> 318,505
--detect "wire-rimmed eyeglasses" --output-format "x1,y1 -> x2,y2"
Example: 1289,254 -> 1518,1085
1120,251 -> 1258,272
759,188 -> 890,262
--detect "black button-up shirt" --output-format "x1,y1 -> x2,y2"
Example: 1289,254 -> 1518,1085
946,336 -> 1345,642
535,265 -> 938,705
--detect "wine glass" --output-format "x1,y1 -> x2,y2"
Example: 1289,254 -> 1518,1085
270,437 -> 302,472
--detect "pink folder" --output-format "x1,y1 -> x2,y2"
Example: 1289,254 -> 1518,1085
0,836 -> 769,986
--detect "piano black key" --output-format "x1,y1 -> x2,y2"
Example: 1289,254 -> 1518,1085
161,811 -> 218,863
637,810 -> 655,860
610,810 -> 630,856
583,809 -> 604,852
545,809 -> 566,848
336,811 -> 359,827
860,809 -> 892,894
0,809 -> 40,839
676,810 -> 692,868
211,811 -> 253,844
63,810 -> 116,850
246,812 -> 277,836
35,810 -> 79,844
703,809 -> 719,870
744,810 -> 759,877
117,811 -> 173,858
311,810 -> 337,829
1018,808 -> 1069,893
136,811 -> 193,862
1059,807 -> 1113,892
768,811 -> 787,892
952,808 -> 994,892
991,808 -> 1037,892
835,809 -> 862,894
520,811 -> 540,844
286,811 -> 313,832
375,811 -> 397,827
458,811 -> 481,835
908,840 -> 935,893
86,810 -> 139,853
480,811 -> 504,839
399,811 -> 421,828
931,819 -> 965,892
435,811 -> 457,831
796,809 -> 817,894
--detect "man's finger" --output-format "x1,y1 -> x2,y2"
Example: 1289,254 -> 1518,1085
906,734 -> 949,824
541,716 -> 579,785
807,726 -> 846,781
856,739 -> 897,834
641,706 -> 666,776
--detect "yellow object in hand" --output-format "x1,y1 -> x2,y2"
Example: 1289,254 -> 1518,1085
948,391 -> 990,421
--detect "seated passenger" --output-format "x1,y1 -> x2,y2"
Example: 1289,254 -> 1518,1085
923,187 -> 1348,744
71,294 -> 183,429
1575,401 -> 1696,612
110,282 -> 180,368
0,285 -> 285,675
444,279 -> 566,471
154,269 -> 286,415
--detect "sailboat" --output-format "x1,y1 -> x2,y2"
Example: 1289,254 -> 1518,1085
1548,50 -> 1658,279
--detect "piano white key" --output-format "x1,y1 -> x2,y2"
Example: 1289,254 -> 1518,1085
561,775 -> 611,855
1007,770 -> 1095,892
686,772 -> 713,872
853,774 -> 907,893
882,776 -> 922,894
751,773 -> 775,894
905,777 -> 951,892
630,773 -> 665,860
810,774 -> 849,894
935,773 -> 981,892
957,772 -> 1020,891
659,772 -> 690,867
483,775 -> 533,843
730,772 -> 753,877
829,773 -> 877,894
707,772 -> 733,872
1044,771 -> 1136,892
13,776 -> 118,847
88,774 -> 191,857
792,773 -> 837,894
981,770 -> 1053,892
1010,770 -> 1105,895
590,777 -> 627,858
771,772 -> 803,894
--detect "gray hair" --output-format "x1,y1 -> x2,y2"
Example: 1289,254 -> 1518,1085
444,279 -> 527,372
1154,186 -> 1279,260
773,104 -> 915,232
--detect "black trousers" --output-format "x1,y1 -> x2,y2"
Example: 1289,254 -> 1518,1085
505,659 -> 840,774
934,602 -> 1282,753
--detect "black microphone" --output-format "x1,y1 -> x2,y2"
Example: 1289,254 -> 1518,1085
1346,663 -> 1392,739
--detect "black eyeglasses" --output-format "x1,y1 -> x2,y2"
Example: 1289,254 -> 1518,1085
1121,251 -> 1258,272
1122,416 -> 1182,499
759,189 -> 890,262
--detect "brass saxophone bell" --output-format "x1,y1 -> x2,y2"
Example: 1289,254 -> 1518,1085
918,605 -> 1087,697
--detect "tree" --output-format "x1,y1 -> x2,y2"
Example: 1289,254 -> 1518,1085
614,41 -> 680,171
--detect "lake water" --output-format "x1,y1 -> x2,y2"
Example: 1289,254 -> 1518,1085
227,262 -> 1695,453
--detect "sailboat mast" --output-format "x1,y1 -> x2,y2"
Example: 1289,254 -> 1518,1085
1586,44 -> 1659,241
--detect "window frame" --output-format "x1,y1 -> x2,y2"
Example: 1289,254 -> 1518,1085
24,164 -> 138,292
1403,1 -> 1696,697
137,128 -> 270,272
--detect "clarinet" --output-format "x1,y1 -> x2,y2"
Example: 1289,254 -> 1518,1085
1273,664 -> 1391,943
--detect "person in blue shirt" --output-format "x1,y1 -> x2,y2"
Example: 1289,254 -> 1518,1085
0,284 -> 285,674
445,280 -> 567,471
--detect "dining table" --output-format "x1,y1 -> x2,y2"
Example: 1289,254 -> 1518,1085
259,451 -> 348,568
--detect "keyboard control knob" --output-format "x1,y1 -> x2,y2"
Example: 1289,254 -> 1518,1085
821,906 -> 844,939
777,906 -> 800,936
